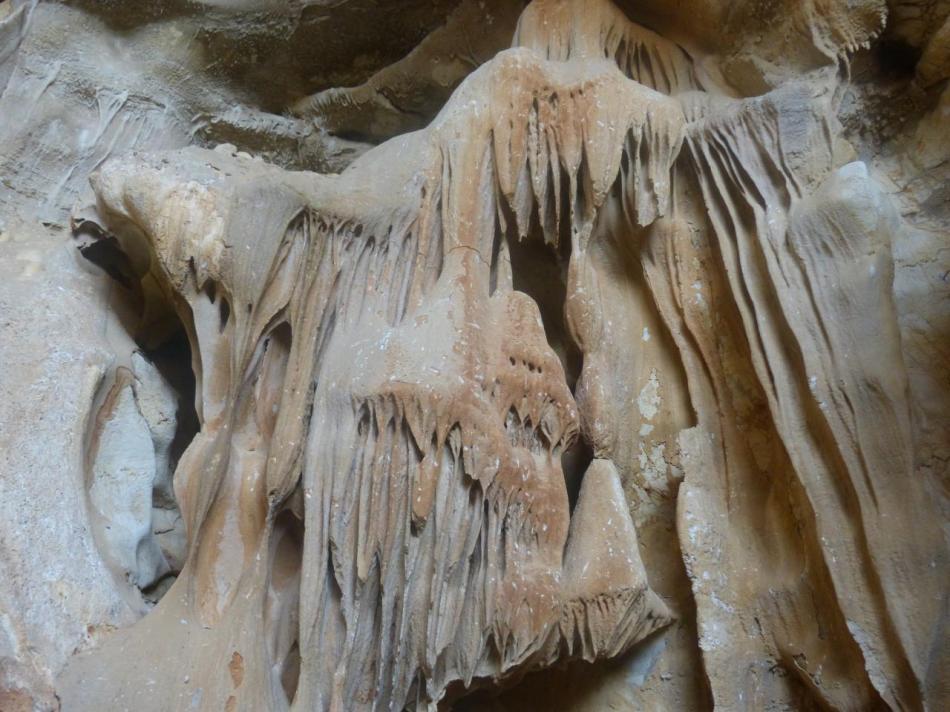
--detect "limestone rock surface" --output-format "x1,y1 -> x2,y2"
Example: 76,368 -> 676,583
0,0 -> 947,710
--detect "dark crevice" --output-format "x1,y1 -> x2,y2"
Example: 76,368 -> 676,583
488,219 -> 504,296
268,505 -> 304,706
873,39 -> 921,78
77,235 -> 138,291
218,294 -> 231,329
141,570 -> 177,604
132,325 -> 198,600
282,641 -> 302,704
143,329 -> 201,490
504,214 -> 591,510
506,226 -> 582,392
560,437 -> 594,513
75,229 -> 200,603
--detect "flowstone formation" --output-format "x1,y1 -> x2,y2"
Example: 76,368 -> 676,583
0,0 -> 947,710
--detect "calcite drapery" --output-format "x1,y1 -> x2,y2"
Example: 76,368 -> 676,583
0,0 -> 945,710
60,36 -> 687,711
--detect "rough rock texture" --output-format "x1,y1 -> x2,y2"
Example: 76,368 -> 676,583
0,0 -> 947,710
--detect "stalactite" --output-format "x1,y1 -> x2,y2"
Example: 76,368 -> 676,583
0,0 -> 944,710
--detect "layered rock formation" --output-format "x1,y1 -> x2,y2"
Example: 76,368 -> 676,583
0,0 -> 947,710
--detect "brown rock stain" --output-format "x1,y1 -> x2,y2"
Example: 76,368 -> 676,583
228,651 -> 244,689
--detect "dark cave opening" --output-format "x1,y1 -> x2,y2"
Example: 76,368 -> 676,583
505,228 -> 592,512
76,229 -> 200,603
140,328 -> 201,505
132,326 -> 201,603
874,38 -> 922,78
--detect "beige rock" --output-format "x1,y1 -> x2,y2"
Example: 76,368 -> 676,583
0,0 -> 946,710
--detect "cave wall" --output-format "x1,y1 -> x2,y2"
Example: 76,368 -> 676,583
0,1 -> 947,710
